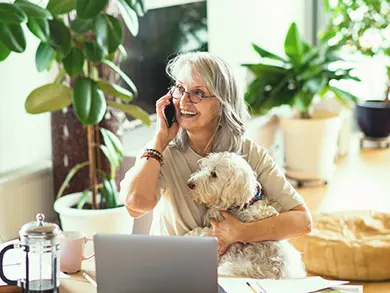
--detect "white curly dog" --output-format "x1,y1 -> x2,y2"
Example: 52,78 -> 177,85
185,152 -> 306,279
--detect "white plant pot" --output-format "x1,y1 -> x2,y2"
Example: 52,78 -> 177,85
280,113 -> 341,181
54,192 -> 134,238
244,114 -> 284,167
313,97 -> 354,157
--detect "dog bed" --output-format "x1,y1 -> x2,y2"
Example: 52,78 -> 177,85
291,210 -> 390,281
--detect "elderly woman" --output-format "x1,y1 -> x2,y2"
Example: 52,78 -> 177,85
119,52 -> 312,256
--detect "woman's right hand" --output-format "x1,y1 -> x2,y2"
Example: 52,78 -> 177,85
155,92 -> 180,148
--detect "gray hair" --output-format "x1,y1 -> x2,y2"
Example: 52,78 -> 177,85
165,51 -> 250,153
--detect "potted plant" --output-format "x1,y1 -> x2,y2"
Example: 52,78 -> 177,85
243,22 -> 360,183
0,0 -> 151,236
321,0 -> 390,139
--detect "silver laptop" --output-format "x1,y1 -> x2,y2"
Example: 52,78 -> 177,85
94,234 -> 221,293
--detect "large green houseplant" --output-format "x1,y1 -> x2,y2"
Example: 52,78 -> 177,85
244,22 -> 359,118
243,22 -> 360,183
321,0 -> 390,138
0,0 -> 150,234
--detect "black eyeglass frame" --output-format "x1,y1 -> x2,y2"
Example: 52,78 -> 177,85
169,86 -> 215,104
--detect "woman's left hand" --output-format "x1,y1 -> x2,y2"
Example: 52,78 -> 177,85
207,211 -> 244,256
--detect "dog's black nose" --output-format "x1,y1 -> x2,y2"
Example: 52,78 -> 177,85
187,181 -> 195,189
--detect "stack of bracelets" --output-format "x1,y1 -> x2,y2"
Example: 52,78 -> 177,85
141,148 -> 164,165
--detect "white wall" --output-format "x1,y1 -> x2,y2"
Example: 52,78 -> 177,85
207,0 -> 311,88
0,29 -> 57,174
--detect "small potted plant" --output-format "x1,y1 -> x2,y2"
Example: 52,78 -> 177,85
0,0 -> 150,236
243,22 -> 360,182
321,0 -> 390,139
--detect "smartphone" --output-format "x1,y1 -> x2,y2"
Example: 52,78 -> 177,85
163,96 -> 176,128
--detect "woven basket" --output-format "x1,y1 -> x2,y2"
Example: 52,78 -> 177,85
291,210 -> 390,281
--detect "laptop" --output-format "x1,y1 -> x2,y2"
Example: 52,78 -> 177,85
94,234 -> 225,293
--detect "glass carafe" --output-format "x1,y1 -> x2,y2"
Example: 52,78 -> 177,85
0,213 -> 62,293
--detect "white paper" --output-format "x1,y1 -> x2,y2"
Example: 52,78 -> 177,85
218,276 -> 350,293
219,278 -> 260,293
329,285 -> 363,293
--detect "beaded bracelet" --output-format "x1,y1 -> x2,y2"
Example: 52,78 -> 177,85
145,148 -> 163,159
141,148 -> 163,165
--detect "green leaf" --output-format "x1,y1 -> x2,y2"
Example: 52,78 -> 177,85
0,41 -> 11,61
70,18 -> 93,33
0,3 -> 27,24
284,22 -> 304,65
56,161 -> 89,199
77,190 -> 89,209
302,76 -> 327,94
101,177 -> 118,208
25,83 -> 72,114
322,0 -> 330,12
85,41 -> 104,63
101,128 -> 123,160
107,100 -> 151,126
47,0 -> 76,15
76,0 -> 108,19
118,44 -> 127,60
252,44 -> 286,62
97,80 -> 133,102
118,0 -> 139,36
0,24 -> 26,53
243,63 -> 288,75
100,145 -> 119,170
293,91 -> 315,113
72,77 -> 107,125
14,0 -> 53,20
63,47 -> 84,77
49,18 -> 71,56
95,14 -> 123,55
102,59 -> 138,95
27,18 -> 50,42
124,0 -> 146,17
330,86 -> 359,105
35,42 -> 55,72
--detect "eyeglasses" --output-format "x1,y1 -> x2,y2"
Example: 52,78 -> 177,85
169,85 -> 215,104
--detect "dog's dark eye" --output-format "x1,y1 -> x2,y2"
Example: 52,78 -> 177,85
210,171 -> 217,178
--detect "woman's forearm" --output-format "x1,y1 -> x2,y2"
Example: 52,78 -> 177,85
124,136 -> 167,217
237,205 -> 312,243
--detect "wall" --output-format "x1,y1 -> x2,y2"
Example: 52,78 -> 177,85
0,28 -> 58,174
207,0 -> 311,88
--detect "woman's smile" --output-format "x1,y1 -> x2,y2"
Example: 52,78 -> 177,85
179,109 -> 199,118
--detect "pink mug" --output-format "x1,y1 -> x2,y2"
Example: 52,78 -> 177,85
59,231 -> 94,274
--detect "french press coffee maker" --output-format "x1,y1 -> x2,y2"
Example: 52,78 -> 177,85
0,213 -> 62,293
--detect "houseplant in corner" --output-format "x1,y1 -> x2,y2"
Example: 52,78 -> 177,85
0,0 -> 150,236
243,22 -> 360,183
321,0 -> 390,139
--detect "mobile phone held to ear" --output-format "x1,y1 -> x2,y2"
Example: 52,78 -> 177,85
163,97 -> 176,128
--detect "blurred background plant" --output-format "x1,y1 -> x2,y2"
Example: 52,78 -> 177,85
320,0 -> 390,102
243,22 -> 360,119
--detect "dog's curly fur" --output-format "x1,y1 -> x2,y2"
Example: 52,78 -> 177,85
185,152 -> 306,279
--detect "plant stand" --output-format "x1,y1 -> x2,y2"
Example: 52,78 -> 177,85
360,135 -> 390,149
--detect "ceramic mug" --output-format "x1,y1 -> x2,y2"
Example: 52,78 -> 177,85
59,231 -> 94,274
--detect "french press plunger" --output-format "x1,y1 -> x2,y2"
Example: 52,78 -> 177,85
0,213 -> 62,293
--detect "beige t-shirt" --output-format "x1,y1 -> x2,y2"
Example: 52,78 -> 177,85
120,138 -> 304,236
